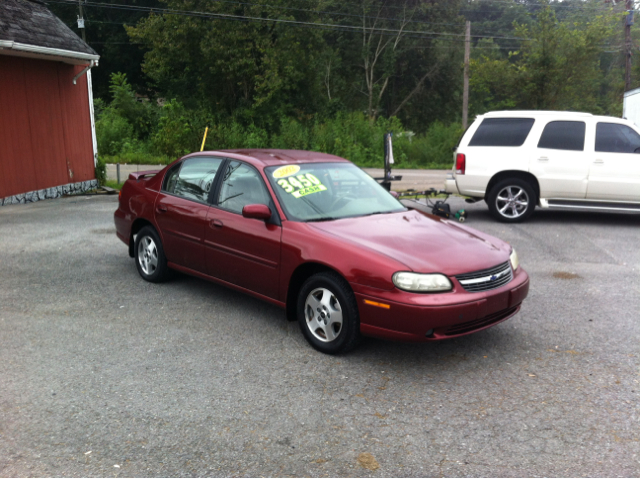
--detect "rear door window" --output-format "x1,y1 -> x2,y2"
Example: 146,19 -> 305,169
165,157 -> 223,203
595,122 -> 640,153
537,121 -> 585,151
468,118 -> 535,147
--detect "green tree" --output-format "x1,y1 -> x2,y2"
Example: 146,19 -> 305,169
470,3 -> 616,113
126,0 -> 329,130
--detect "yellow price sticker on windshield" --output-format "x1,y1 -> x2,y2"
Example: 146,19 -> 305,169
292,184 -> 327,198
272,165 -> 300,179
277,173 -> 326,198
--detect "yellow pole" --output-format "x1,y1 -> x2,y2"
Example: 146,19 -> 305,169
200,127 -> 209,152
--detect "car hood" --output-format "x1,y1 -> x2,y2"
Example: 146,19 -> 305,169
307,209 -> 510,276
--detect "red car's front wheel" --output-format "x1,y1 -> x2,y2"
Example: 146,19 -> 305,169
297,272 -> 360,354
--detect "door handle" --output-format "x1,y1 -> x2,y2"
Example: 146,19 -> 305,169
210,219 -> 223,228
538,156 -> 549,162
156,205 -> 168,213
594,159 -> 604,164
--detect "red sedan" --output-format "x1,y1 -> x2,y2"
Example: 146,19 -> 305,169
114,150 -> 529,354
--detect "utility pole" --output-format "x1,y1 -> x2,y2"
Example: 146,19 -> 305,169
625,0 -> 633,91
77,0 -> 86,43
462,21 -> 471,130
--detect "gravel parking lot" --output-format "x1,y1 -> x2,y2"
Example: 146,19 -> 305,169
0,194 -> 638,477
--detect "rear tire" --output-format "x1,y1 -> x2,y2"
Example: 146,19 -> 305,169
487,178 -> 536,223
297,272 -> 361,355
134,226 -> 172,283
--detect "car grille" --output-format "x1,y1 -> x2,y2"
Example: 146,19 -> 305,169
443,305 -> 519,336
455,261 -> 513,292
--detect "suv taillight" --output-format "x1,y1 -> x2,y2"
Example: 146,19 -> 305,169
455,153 -> 466,175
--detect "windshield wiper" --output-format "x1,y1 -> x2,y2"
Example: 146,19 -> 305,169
360,211 -> 388,217
307,216 -> 340,222
219,192 -> 243,204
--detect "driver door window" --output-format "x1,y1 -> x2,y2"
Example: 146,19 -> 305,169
217,161 -> 271,213
595,123 -> 640,153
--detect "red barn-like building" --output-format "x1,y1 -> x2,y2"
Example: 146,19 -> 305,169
0,0 -> 100,205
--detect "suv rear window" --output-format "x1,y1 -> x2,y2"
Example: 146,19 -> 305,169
468,118 -> 535,147
537,121 -> 585,151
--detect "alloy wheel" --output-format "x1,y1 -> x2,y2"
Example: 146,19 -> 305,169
137,236 -> 158,276
495,185 -> 529,219
304,287 -> 343,342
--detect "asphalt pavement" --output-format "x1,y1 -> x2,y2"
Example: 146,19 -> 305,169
0,194 -> 638,477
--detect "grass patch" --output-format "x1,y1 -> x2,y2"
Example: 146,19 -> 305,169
104,180 -> 124,190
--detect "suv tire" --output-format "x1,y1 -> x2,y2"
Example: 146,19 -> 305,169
487,178 -> 537,223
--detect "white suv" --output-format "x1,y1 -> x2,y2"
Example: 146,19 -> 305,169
445,111 -> 640,222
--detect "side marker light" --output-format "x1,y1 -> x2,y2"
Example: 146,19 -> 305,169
364,300 -> 390,309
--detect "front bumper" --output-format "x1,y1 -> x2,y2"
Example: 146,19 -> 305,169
354,267 -> 529,342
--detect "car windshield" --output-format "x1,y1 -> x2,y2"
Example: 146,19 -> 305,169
265,162 -> 406,222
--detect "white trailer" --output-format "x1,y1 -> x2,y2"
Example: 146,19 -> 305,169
623,87 -> 640,127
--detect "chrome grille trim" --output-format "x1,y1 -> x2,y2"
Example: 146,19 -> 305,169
455,261 -> 513,292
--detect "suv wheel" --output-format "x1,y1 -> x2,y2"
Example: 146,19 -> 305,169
487,178 -> 536,223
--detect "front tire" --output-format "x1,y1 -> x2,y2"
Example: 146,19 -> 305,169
297,272 -> 360,354
134,226 -> 172,283
487,178 -> 537,223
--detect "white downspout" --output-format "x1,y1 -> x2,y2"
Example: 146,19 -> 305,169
86,68 -> 98,167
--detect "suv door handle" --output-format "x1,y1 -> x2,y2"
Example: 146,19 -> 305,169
594,159 -> 604,164
210,219 -> 223,228
538,156 -> 549,162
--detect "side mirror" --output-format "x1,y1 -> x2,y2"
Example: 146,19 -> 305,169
389,190 -> 399,199
242,203 -> 272,220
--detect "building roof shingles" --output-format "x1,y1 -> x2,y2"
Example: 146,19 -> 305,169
0,0 -> 97,56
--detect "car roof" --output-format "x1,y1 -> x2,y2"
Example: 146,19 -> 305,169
184,149 -> 350,168
482,110 -> 594,118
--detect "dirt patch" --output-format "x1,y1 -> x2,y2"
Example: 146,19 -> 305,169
357,453 -> 380,471
553,271 -> 580,280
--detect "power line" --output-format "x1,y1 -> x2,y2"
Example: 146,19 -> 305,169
48,0 -> 531,40
179,0 -> 472,29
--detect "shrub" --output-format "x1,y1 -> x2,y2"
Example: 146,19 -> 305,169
95,156 -> 107,185
109,72 -> 156,139
96,108 -> 135,156
410,121 -> 462,168
151,100 -> 204,157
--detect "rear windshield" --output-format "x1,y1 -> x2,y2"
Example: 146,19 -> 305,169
468,118 -> 535,147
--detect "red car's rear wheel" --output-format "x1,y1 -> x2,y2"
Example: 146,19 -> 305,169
134,226 -> 172,283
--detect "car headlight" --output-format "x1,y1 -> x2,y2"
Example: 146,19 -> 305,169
510,248 -> 519,271
392,272 -> 452,292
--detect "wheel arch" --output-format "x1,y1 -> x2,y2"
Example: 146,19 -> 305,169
285,262 -> 349,322
128,218 -> 156,258
486,170 -> 540,203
